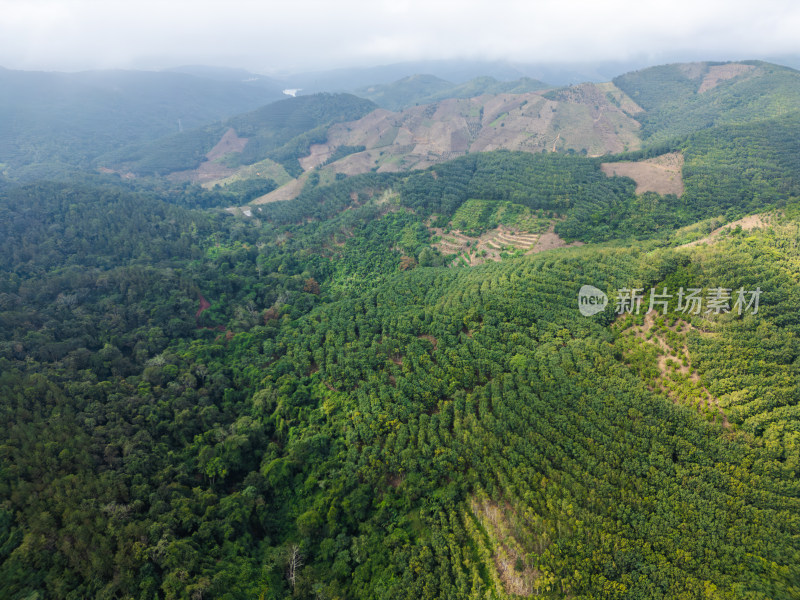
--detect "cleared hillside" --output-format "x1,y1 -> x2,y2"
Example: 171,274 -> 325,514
601,152 -> 684,196
247,83 -> 641,203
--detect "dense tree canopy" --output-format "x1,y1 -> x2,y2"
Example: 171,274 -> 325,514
2,66 -> 800,600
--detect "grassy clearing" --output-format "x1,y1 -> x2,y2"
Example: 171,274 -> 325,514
449,199 -> 551,236
203,157 -> 293,189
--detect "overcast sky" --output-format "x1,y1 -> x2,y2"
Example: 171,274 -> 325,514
2,0 -> 800,74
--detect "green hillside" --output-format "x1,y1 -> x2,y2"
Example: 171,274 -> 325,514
613,61 -> 800,144
101,93 -> 377,177
427,75 -> 550,101
448,199 -> 550,235
3,61 -> 800,599
227,93 -> 377,174
0,67 -> 284,181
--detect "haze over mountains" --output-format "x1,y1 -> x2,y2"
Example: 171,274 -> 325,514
39,59 -> 792,208
274,58 -> 652,92
3,57 -> 799,186
0,66 -> 285,181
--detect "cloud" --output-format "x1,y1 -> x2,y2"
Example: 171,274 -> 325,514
0,0 -> 799,72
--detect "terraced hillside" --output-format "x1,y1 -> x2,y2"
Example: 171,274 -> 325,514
430,222 -> 582,266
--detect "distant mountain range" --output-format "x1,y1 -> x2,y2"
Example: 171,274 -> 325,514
352,74 -> 549,111
2,58 -> 800,190
0,66 -> 285,181
81,59 -> 800,207
276,58 -> 656,91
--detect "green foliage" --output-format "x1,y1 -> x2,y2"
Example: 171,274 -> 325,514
449,199 -> 550,235
561,111 -> 800,241
211,178 -> 278,204
399,151 -> 633,222
4,165 -> 800,598
614,61 -> 800,144
229,93 -> 377,172
252,170 -> 395,226
612,63 -> 709,113
103,93 -> 377,177
99,127 -> 224,176
353,74 -> 455,110
5,64 -> 800,599
680,111 -> 800,218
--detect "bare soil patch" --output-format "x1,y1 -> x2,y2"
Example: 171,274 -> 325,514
318,88 -> 641,176
250,176 -> 307,204
205,128 -> 248,161
298,142 -> 335,170
529,223 -> 583,254
329,149 -> 386,175
168,128 -> 248,184
195,293 -> 211,319
601,152 -> 684,196
183,161 -> 238,184
595,82 -> 645,116
429,221 -> 581,266
698,63 -> 756,93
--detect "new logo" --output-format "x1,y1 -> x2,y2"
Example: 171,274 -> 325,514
578,285 -> 608,316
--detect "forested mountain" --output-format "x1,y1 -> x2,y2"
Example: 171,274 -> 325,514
281,58 -> 650,92
241,61 -> 800,206
0,67 -> 285,181
2,60 -> 800,599
165,65 -> 282,88
100,93 -> 377,178
613,61 -> 800,144
353,75 -> 549,111
90,61 -> 800,209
